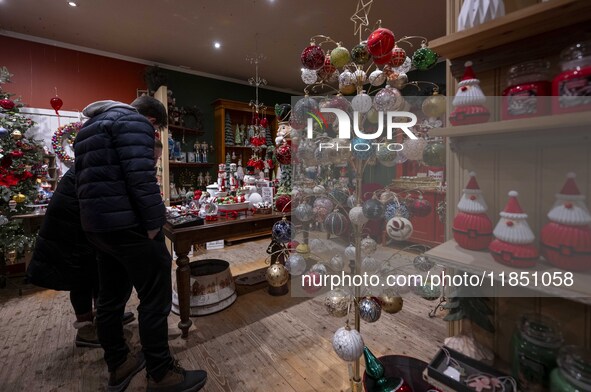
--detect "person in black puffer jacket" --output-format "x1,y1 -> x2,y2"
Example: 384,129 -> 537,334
74,96 -> 206,392
26,168 -> 135,348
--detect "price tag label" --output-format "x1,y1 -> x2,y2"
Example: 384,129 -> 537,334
262,187 -> 274,204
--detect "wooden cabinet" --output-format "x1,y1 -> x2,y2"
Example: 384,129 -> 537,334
212,99 -> 277,166
424,0 -> 591,367
154,86 -> 215,206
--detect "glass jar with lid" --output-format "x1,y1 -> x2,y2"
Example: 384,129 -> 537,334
502,60 -> 552,120
553,39 -> 591,114
550,346 -> 591,392
512,313 -> 564,391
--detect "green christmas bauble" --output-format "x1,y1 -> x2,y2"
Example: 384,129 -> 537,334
423,142 -> 445,166
351,42 -> 372,65
422,140 -> 446,166
330,46 -> 351,68
412,45 -> 438,71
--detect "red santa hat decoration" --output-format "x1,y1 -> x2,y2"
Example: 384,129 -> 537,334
541,173 -> 591,271
452,172 -> 493,250
449,61 -> 491,126
489,191 -> 539,267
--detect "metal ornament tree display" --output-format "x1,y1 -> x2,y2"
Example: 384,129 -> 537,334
271,2 -> 449,390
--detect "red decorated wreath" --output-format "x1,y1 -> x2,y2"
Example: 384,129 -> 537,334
52,121 -> 83,164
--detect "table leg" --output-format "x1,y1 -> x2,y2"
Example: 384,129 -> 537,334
174,244 -> 192,339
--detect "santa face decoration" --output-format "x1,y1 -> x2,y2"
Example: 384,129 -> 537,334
386,217 -> 413,241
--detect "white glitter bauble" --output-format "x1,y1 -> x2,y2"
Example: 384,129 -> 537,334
368,70 -> 386,86
301,68 -> 318,85
286,253 -> 307,275
361,256 -> 381,274
348,206 -> 369,226
351,92 -> 373,113
361,236 -> 378,256
393,56 -> 412,74
339,70 -> 355,86
344,244 -> 356,259
329,254 -> 345,271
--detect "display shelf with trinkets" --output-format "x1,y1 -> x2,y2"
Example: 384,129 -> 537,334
42,154 -> 58,191
154,86 -> 215,206
425,0 -> 591,380
212,99 -> 277,166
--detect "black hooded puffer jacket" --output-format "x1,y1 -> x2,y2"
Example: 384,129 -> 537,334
74,101 -> 165,233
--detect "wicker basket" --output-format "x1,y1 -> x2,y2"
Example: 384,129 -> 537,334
255,207 -> 272,215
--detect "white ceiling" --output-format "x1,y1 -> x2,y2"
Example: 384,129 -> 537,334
0,0 -> 446,93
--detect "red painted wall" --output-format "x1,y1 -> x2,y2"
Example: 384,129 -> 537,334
0,35 -> 146,112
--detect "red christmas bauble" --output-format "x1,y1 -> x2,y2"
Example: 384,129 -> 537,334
300,45 -> 326,70
367,28 -> 395,57
541,222 -> 591,271
452,212 -> 493,250
302,271 -> 323,294
50,96 -> 63,114
489,240 -> 539,268
287,240 -> 300,253
410,196 -> 432,217
372,51 -> 393,66
276,194 -> 292,212
317,54 -> 337,80
10,150 -> 24,159
0,98 -> 15,110
260,118 -> 269,128
390,46 -> 407,67
276,143 -> 292,165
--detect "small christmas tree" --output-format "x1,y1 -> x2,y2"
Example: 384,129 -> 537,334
224,113 -> 234,146
0,66 -> 44,277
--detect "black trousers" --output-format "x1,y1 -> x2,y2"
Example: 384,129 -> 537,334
86,227 -> 173,380
69,272 -> 98,316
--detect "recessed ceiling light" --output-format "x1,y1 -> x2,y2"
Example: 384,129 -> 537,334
68,1 -> 77,6
213,42 -> 221,49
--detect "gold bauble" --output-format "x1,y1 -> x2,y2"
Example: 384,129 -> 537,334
13,193 -> 26,203
5,250 -> 17,264
11,130 -> 23,140
366,108 -> 379,124
379,289 -> 404,314
266,263 -> 289,287
339,83 -> 357,96
324,288 -> 350,318
422,92 -> 446,118
295,243 -> 311,255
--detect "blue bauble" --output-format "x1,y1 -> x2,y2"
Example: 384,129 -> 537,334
324,210 -> 349,236
351,137 -> 374,160
329,188 -> 349,207
272,219 -> 294,243
384,202 -> 410,221
362,198 -> 385,220
0,127 -> 9,138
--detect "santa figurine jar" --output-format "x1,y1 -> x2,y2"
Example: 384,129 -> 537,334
449,61 -> 490,126
452,172 -> 493,250
489,191 -> 539,268
541,173 -> 591,271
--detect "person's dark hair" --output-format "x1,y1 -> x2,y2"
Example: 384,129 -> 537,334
130,96 -> 168,128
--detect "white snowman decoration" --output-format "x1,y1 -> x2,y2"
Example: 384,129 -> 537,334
386,217 -> 414,241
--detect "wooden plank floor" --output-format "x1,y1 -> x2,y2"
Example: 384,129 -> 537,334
0,238 -> 446,392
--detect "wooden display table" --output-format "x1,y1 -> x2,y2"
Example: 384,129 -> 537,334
162,211 -> 289,338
